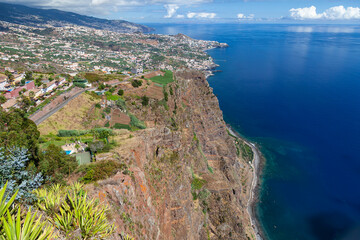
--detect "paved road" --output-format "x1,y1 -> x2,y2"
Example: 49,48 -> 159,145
32,88 -> 91,125
31,74 -> 141,126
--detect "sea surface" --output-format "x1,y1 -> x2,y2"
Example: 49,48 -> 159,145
147,23 -> 360,240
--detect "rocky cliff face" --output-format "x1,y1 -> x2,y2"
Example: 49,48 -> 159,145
88,70 -> 255,239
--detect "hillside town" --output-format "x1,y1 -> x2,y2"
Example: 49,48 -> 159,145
0,21 -> 227,74
0,21 -> 227,111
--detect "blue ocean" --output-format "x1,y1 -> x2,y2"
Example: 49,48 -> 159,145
148,23 -> 360,240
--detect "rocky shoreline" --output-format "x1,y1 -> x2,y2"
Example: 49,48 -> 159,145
202,39 -> 266,240
226,125 -> 266,240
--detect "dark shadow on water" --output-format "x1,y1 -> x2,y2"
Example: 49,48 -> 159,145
308,212 -> 356,240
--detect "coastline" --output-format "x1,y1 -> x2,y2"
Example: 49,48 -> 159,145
226,124 -> 266,240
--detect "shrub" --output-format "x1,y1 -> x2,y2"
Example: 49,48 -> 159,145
113,123 -> 131,131
169,86 -> 174,95
117,89 -> 124,96
57,130 -> 83,137
88,141 -> 105,154
191,176 -> 206,191
97,83 -> 105,91
109,87 -> 115,93
77,161 -> 126,183
131,79 -> 142,88
103,107 -> 111,114
73,82 -> 86,88
141,95 -> 149,106
116,98 -> 126,111
129,114 -> 146,129
95,103 -> 101,108
39,144 -> 78,184
104,121 -> 110,127
58,128 -> 112,138
0,148 -> 43,203
163,87 -> 168,102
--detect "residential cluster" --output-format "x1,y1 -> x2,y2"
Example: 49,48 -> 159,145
0,67 -> 70,110
0,21 -> 228,111
0,21 -> 227,76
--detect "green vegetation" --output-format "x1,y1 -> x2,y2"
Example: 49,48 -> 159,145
113,123 -> 131,130
0,108 -> 40,162
129,114 -> 146,129
116,98 -> 127,111
190,173 -> 211,213
150,70 -> 174,85
240,142 -> 254,163
141,95 -> 149,106
39,144 -> 78,184
105,91 -> 121,101
77,160 -> 127,183
34,183 -> 115,239
131,79 -> 142,88
117,89 -> 124,96
0,183 -> 54,240
163,87 -> 169,102
57,128 -> 113,137
0,148 -> 43,202
73,82 -> 86,88
226,129 -> 254,162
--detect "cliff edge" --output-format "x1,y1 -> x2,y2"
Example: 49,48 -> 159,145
86,69 -> 256,239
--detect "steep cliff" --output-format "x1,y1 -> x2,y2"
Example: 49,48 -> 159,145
87,70 -> 256,239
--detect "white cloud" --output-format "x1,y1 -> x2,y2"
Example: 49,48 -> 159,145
290,5 -> 360,20
237,13 -> 254,19
175,14 -> 185,18
187,12 -> 216,19
164,4 -> 179,18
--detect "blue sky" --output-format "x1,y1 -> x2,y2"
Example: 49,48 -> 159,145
3,0 -> 360,23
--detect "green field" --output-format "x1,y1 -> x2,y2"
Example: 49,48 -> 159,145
150,70 -> 174,85
105,91 -> 121,101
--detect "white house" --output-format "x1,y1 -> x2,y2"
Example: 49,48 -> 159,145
42,80 -> 57,94
57,78 -> 67,86
0,74 -> 8,91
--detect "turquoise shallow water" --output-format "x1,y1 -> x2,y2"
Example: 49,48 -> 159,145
148,23 -> 360,240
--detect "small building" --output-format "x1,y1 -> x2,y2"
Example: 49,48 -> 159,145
131,67 -> 143,74
12,73 -> 24,84
1,98 -> 17,110
74,152 -> 92,165
0,78 -> 8,91
42,80 -> 57,94
4,81 -> 35,99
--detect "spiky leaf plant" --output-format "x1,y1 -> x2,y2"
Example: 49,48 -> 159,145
34,183 -> 115,239
0,183 -> 54,240
0,208 -> 53,240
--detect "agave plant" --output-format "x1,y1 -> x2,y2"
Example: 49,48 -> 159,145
0,183 -> 54,240
33,184 -> 64,213
121,233 -> 135,240
0,182 -> 17,219
56,191 -> 115,239
34,182 -> 115,239
1,208 -> 53,240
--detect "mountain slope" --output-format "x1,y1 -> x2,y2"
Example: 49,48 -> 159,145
0,2 -> 153,33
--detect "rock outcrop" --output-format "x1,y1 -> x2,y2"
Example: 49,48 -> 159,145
88,70 -> 255,239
